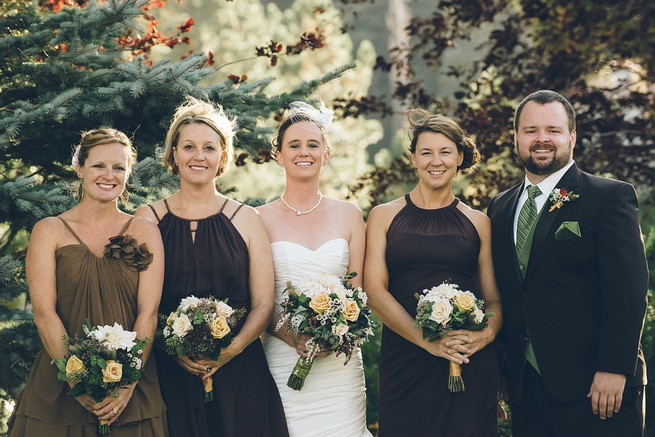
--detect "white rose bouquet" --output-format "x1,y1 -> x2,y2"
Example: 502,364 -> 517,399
276,272 -> 377,391
414,281 -> 493,392
52,321 -> 151,434
160,295 -> 245,402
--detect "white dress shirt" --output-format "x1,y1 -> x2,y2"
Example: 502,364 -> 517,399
513,160 -> 575,243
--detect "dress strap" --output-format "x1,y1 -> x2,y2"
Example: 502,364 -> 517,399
118,217 -> 135,236
163,198 -> 173,213
56,217 -> 84,245
217,197 -> 230,214
148,204 -> 161,223
229,203 -> 245,221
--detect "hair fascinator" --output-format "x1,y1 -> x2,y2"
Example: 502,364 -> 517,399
288,101 -> 334,131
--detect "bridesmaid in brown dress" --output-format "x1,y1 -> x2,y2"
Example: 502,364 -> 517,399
9,128 -> 168,436
364,110 -> 503,436
136,96 -> 289,437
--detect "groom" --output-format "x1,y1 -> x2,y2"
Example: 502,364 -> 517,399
487,90 -> 648,437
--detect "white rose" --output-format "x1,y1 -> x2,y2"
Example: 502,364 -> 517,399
172,313 -> 193,338
428,299 -> 453,326
332,323 -> 349,337
471,308 -> 485,324
213,300 -> 234,318
179,296 -> 201,311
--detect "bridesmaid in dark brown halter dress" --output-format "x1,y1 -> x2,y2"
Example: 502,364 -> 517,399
136,96 -> 289,437
9,128 -> 168,436
364,110 -> 503,436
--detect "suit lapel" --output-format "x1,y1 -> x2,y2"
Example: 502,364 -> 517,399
524,165 -> 583,283
503,183 -> 525,283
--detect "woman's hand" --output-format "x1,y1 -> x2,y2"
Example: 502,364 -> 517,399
444,327 -> 494,358
92,384 -> 136,426
295,333 -> 328,358
74,392 -> 98,414
423,335 -> 472,364
175,355 -> 207,376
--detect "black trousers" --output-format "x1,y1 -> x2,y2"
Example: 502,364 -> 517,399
511,364 -> 645,437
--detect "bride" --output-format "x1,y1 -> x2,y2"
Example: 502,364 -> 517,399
258,102 -> 372,437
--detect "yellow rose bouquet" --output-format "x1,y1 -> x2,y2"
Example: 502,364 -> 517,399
160,296 -> 245,402
52,321 -> 151,434
276,272 -> 377,391
414,281 -> 493,392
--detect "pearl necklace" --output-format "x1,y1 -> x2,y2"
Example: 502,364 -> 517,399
280,192 -> 323,216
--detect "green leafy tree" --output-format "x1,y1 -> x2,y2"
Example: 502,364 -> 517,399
0,0 -> 350,428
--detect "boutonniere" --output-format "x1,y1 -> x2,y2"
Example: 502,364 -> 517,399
549,187 -> 579,212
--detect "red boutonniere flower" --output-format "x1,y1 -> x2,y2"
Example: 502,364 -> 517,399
549,187 -> 580,212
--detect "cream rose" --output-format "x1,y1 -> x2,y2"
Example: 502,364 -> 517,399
210,316 -> 231,339
471,308 -> 485,324
332,323 -> 349,337
172,313 -> 193,337
428,299 -> 453,326
342,300 -> 361,322
309,293 -> 331,314
102,360 -> 123,383
213,301 -> 234,318
65,355 -> 86,377
454,292 -> 476,313
166,312 -> 176,325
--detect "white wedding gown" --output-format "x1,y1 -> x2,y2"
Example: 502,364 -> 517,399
262,238 -> 372,437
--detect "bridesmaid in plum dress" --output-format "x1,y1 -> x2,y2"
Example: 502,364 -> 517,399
137,96 -> 288,437
364,109 -> 503,436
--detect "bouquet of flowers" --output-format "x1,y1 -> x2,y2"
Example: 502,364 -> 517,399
276,272 -> 377,391
414,281 -> 493,392
52,321 -> 151,435
160,295 -> 245,402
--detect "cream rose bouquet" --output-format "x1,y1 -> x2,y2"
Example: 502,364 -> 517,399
276,272 -> 377,391
52,321 -> 151,434
160,295 -> 245,402
414,281 -> 493,392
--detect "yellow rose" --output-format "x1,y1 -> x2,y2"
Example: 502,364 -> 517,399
454,292 -> 476,313
309,293 -> 331,314
210,316 -> 231,339
65,355 -> 86,377
102,360 -> 123,383
342,300 -> 361,322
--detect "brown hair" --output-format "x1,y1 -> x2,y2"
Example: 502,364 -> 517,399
406,108 -> 480,174
72,128 -> 136,202
514,90 -> 576,133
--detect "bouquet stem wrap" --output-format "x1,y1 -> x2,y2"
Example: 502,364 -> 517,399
203,376 -> 214,402
98,419 -> 110,435
448,361 -> 465,392
287,355 -> 315,391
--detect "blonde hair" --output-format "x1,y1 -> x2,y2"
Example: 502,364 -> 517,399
161,96 -> 237,178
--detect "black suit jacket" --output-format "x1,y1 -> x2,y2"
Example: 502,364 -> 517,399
487,164 -> 648,403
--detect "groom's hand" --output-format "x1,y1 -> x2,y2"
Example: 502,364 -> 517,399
587,371 -> 626,419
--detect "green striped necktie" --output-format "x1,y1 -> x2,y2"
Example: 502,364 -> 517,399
516,185 -> 541,256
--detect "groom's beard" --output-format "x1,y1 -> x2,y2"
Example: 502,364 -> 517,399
516,139 -> 574,176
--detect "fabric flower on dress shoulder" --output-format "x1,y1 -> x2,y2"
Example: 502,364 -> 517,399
104,235 -> 153,271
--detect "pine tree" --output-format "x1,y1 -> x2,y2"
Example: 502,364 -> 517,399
0,0 -> 350,416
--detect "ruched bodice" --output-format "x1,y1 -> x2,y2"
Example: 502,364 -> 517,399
270,238 -> 349,310
263,238 -> 372,437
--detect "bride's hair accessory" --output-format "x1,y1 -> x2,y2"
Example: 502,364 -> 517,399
288,101 -> 334,133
